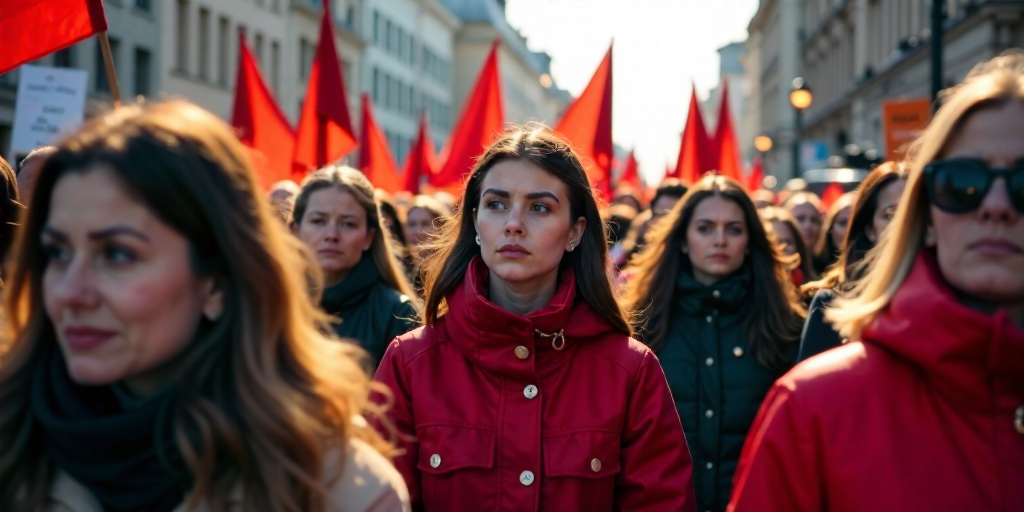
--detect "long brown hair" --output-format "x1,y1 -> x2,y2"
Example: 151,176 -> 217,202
813,191 -> 858,263
292,166 -> 420,311
760,205 -> 816,281
0,155 -> 19,272
420,124 -> 632,336
803,161 -> 908,295
622,175 -> 805,369
0,101 -> 391,512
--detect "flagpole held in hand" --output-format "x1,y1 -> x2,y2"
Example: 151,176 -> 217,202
98,32 -> 122,108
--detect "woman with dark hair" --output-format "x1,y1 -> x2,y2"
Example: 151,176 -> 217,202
617,179 -> 688,266
375,192 -> 417,285
292,166 -> 419,367
782,190 -> 823,252
796,162 -> 908,362
729,51 -> 1024,512
622,175 -> 805,512
760,206 -> 816,286
372,125 -> 695,512
812,191 -> 857,272
0,155 -> 21,275
0,101 -> 408,511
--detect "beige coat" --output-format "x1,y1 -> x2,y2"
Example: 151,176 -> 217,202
46,438 -> 410,512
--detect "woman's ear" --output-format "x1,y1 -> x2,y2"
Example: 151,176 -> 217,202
566,216 -> 586,251
202,278 -> 225,321
289,221 -> 299,235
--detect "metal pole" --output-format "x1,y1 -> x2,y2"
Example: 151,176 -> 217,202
930,0 -> 945,106
792,109 -> 802,178
98,32 -> 122,108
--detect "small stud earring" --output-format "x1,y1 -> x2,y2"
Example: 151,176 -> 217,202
475,235 -> 481,245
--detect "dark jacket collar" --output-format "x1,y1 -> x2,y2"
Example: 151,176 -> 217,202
863,251 -> 1024,408
674,266 -> 751,315
442,257 -> 614,379
321,253 -> 378,314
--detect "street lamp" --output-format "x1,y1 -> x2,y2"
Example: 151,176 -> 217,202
754,134 -> 773,153
789,77 -> 813,178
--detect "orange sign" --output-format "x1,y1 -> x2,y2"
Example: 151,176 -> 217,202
883,98 -> 932,161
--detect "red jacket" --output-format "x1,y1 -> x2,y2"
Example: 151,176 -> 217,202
373,257 -> 696,512
728,251 -> 1024,512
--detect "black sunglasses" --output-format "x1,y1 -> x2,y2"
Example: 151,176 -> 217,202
923,158 -> 1024,214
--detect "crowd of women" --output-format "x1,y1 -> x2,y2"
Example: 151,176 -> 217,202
0,51 -> 1020,512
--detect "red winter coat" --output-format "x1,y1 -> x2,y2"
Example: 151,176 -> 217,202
373,257 -> 696,512
728,251 -> 1024,512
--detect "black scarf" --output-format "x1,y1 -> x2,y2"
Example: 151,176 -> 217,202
320,252 -> 379,315
32,350 -> 190,512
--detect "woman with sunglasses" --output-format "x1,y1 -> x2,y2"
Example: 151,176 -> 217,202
728,52 -> 1024,512
372,125 -> 695,512
796,162 -> 907,362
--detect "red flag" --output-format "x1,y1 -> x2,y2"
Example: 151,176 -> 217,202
292,0 -> 356,179
555,45 -> 613,198
675,87 -> 714,185
619,150 -> 642,189
357,94 -> 401,193
0,0 -> 108,74
432,39 -> 505,189
713,79 -> 742,181
664,163 -> 675,181
404,111 -> 437,194
231,36 -> 295,191
821,182 -> 844,210
746,155 -> 765,191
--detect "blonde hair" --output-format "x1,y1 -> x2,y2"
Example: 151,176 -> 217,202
827,51 -> 1024,340
0,101 -> 393,511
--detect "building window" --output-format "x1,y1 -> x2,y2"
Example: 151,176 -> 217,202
384,74 -> 393,109
346,5 -> 355,30
299,38 -> 314,80
255,32 -> 264,67
373,11 -> 380,43
406,86 -> 414,117
53,47 -> 74,68
385,20 -> 393,52
270,41 -> 280,93
342,59 -> 352,93
175,0 -> 189,72
198,8 -> 210,79
96,36 -> 120,93
372,67 -> 380,103
217,16 -> 229,84
397,27 -> 405,60
135,0 -> 152,11
134,47 -> 152,97
407,35 -> 415,65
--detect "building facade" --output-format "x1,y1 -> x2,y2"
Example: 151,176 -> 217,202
745,0 -> 1024,184
0,0 -> 567,169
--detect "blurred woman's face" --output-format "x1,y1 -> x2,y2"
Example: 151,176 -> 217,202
789,201 -> 822,248
42,167 -> 222,396
929,101 -> 1024,313
295,187 -> 374,286
771,220 -> 797,256
474,160 -> 584,293
866,179 -> 906,243
831,206 -> 852,248
685,195 -> 749,285
406,207 -> 438,247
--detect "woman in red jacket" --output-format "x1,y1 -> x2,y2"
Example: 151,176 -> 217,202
372,125 -> 696,512
728,51 -> 1024,512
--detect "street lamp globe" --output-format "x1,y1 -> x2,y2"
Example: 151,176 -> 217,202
754,134 -> 773,153
790,77 -> 813,110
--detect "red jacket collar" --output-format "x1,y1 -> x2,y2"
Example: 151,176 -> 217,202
863,251 -> 1024,407
442,257 -> 614,378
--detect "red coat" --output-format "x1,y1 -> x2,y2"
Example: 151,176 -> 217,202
373,257 -> 696,512
728,251 -> 1024,512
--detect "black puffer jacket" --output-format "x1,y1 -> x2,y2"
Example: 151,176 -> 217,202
320,254 -> 417,366
656,269 -> 796,512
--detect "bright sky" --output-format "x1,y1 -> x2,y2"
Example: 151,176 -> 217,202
506,0 -> 759,184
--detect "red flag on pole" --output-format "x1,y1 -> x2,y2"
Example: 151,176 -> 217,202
292,0 -> 356,179
0,0 -> 108,74
821,182 -> 844,210
358,94 -> 402,193
554,45 -> 613,198
231,36 -> 295,191
432,39 -> 505,189
619,149 -> 642,190
675,86 -> 714,185
713,79 -> 742,181
404,111 -> 437,194
746,155 -> 765,191
664,163 -> 675,182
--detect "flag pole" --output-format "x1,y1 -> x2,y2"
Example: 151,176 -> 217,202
97,32 -> 122,108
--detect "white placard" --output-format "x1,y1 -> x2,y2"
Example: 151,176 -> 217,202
9,65 -> 89,164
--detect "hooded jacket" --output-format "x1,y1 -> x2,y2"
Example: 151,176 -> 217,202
373,257 -> 696,512
728,251 -> 1024,512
